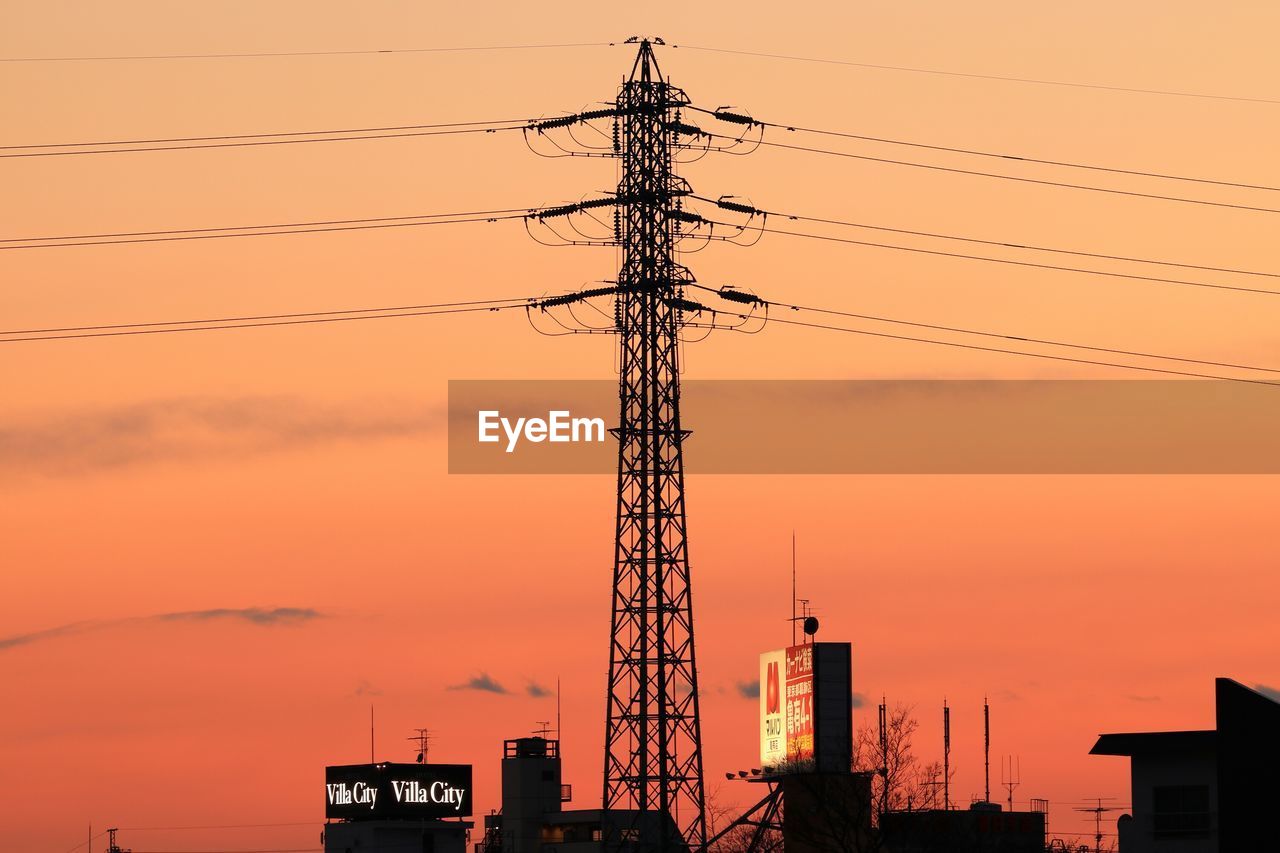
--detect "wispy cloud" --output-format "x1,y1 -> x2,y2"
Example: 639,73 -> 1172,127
155,607 -> 321,625
1254,683 -> 1280,703
0,396 -> 442,479
0,607 -> 324,653
0,621 -> 96,651
851,691 -> 867,709
526,681 -> 553,698
449,673 -> 507,694
353,680 -> 382,698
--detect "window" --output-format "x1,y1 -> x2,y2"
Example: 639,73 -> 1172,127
1152,785 -> 1211,837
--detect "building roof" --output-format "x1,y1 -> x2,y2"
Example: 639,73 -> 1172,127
1089,730 -> 1216,756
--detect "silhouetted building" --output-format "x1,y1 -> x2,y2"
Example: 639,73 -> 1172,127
779,771 -> 875,853
1090,678 -> 1279,853
880,803 -> 1046,853
479,736 -> 663,853
326,818 -> 471,853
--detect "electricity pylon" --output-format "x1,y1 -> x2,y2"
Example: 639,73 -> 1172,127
602,39 -> 705,853
525,36 -> 768,852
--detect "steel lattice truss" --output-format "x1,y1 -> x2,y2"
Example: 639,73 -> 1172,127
602,40 -> 707,853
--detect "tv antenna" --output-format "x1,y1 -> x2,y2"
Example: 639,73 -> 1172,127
534,720 -> 554,738
1001,755 -> 1021,811
409,728 -> 434,764
790,532 -> 797,645
1074,798 -> 1118,852
921,770 -> 943,811
789,599 -> 814,645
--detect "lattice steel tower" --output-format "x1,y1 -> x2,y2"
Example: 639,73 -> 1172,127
602,39 -> 706,853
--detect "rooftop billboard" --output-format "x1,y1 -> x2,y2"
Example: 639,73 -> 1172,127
760,642 -> 852,772
325,763 -> 473,821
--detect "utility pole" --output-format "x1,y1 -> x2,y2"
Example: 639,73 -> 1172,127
601,37 -> 706,853
105,828 -> 128,853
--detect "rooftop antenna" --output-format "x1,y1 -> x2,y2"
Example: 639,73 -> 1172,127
1001,755 -> 1021,811
984,697 -> 991,803
409,728 -> 434,764
534,720 -> 554,738
791,531 -> 797,646
875,696 -> 885,788
921,770 -> 943,811
877,696 -> 889,813
1074,798 -> 1117,852
556,676 -> 562,742
794,598 -> 813,640
943,700 -> 951,810
370,704 -> 375,764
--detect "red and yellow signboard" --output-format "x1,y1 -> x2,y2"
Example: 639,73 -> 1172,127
760,644 -> 815,766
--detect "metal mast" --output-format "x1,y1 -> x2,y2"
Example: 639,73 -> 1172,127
603,38 -> 706,853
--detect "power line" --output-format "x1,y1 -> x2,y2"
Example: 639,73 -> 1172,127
0,118 -> 529,152
0,124 -> 527,158
688,106 -> 1280,193
670,43 -> 1280,105
0,210 -> 532,250
749,294 -> 1280,375
1,41 -> 612,63
703,219 -> 1280,297
703,132 -> 1280,215
0,299 -> 536,344
748,312 -> 1280,387
61,829 -> 111,853
689,196 -> 1279,279
0,206 -> 535,245
0,297 -> 532,337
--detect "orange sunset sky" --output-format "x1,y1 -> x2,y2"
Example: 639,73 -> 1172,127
3,2 -> 1279,851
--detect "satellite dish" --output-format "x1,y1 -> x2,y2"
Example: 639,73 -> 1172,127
803,616 -> 820,637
